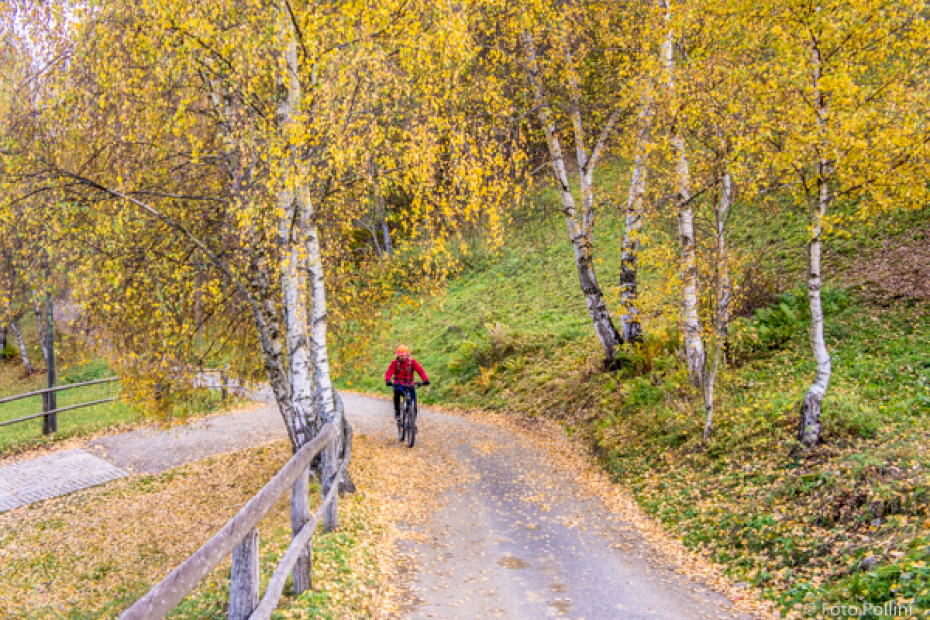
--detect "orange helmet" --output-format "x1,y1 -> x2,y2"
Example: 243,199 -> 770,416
396,345 -> 410,357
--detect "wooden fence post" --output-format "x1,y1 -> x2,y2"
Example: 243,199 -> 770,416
322,441 -> 339,533
290,466 -> 313,594
228,527 -> 259,620
42,287 -> 57,435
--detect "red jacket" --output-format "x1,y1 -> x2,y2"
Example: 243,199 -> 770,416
385,357 -> 428,386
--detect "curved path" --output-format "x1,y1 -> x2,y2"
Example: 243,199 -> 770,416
3,392 -> 755,618
342,393 -> 752,620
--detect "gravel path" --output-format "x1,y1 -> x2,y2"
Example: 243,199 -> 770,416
341,393 -> 753,619
85,404 -> 284,474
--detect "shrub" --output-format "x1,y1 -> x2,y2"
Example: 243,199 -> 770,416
732,287 -> 850,360
448,340 -> 480,375
447,322 -> 531,379
614,328 -> 681,379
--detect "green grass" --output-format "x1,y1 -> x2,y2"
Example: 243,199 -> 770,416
334,161 -> 930,618
0,322 -> 226,456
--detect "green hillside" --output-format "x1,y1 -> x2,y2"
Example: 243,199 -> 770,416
336,172 -> 930,618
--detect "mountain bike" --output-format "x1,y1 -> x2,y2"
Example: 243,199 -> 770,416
391,382 -> 423,448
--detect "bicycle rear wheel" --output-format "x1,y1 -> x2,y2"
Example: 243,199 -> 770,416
406,401 -> 417,448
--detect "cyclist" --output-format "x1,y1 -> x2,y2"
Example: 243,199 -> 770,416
385,345 -> 429,419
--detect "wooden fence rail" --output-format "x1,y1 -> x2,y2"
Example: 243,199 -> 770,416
0,377 -> 120,405
120,392 -> 351,620
0,368 -> 234,432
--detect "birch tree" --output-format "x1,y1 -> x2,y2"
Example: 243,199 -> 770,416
516,0 -> 649,366
657,0 -> 706,388
734,0 -> 930,447
4,0 -> 518,444
2,0 -> 412,450
662,1 -> 750,440
618,92 -> 654,345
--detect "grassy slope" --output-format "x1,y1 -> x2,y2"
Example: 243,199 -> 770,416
335,171 -> 930,618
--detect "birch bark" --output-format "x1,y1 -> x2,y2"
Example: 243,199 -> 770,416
201,52 -> 304,453
283,8 -> 353,497
10,320 -> 32,374
522,31 -> 624,364
798,36 -> 832,448
715,170 -> 732,353
660,0 -> 705,388
702,168 -> 732,441
279,11 -> 319,583
279,30 -> 314,447
302,193 -> 355,503
32,293 -> 49,368
620,94 -> 653,343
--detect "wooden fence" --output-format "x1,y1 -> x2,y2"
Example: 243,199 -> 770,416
0,377 -> 121,430
120,392 -> 351,620
0,368 -> 233,434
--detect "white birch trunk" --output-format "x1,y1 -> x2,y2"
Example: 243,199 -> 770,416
305,214 -> 336,431
204,45 -> 304,453
280,7 -> 353,498
32,294 -> 49,368
702,168 -> 733,442
799,38 -> 833,448
522,31 -> 623,364
660,0 -> 705,387
10,320 -> 33,374
278,11 -> 320,583
716,170 -> 732,353
251,255 -> 302,450
279,29 -> 314,448
303,200 -> 352,505
620,93 -> 653,343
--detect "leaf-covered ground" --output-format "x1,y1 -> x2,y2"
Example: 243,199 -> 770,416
0,436 -> 396,619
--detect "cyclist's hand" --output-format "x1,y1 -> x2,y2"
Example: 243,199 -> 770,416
386,381 -> 393,387
422,380 -> 430,386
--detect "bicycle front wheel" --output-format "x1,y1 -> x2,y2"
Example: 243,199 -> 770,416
406,401 -> 417,448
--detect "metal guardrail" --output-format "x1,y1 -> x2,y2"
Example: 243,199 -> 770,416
0,377 -> 120,405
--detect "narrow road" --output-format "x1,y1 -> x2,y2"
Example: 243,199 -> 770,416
342,393 -> 753,619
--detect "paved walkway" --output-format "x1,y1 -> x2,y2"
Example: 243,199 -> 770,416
0,401 -> 287,513
340,393 -> 752,619
0,449 -> 128,512
85,405 -> 284,474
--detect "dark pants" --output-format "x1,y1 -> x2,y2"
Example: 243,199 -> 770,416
393,384 -> 416,416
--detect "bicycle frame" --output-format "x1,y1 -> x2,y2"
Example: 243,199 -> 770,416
393,383 -> 419,447
397,384 -> 417,408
